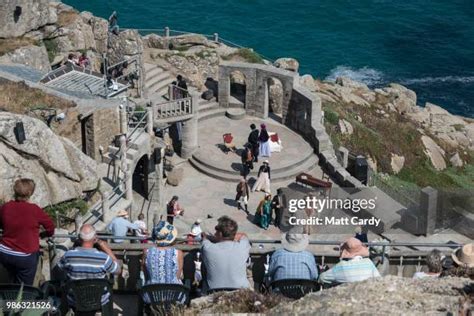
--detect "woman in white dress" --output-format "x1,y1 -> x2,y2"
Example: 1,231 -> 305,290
252,160 -> 271,193
258,123 -> 271,158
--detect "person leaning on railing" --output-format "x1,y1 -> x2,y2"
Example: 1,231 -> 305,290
0,179 -> 55,285
57,224 -> 120,309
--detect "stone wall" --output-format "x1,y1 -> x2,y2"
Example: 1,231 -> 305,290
86,107 -> 120,160
285,84 -> 363,187
218,62 -> 295,118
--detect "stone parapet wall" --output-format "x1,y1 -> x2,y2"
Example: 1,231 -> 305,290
287,84 -> 364,188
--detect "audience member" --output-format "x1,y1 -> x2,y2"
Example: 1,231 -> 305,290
188,219 -> 203,243
267,233 -> 318,283
78,52 -> 90,68
106,210 -> 139,243
133,213 -> 149,243
166,196 -> 184,224
202,216 -> 251,291
143,221 -> 183,284
177,75 -> 188,98
58,224 -> 119,312
319,237 -> 380,285
0,179 -> 55,285
413,249 -> 443,279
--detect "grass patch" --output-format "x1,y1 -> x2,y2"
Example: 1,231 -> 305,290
57,10 -> 79,27
0,37 -> 37,56
0,80 -> 76,114
324,108 -> 339,125
44,198 -> 88,223
221,48 -> 264,64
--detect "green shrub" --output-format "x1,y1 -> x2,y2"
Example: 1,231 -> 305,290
44,198 -> 88,222
221,48 -> 264,64
43,39 -> 59,63
324,109 -> 339,125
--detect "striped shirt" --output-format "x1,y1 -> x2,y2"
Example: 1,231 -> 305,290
268,249 -> 318,282
319,257 -> 381,284
58,247 -> 119,305
0,244 -> 29,257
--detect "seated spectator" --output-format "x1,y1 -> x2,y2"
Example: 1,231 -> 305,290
413,249 -> 443,279
78,52 -> 90,68
142,221 -> 183,285
440,244 -> 474,279
319,237 -> 380,285
58,224 -> 120,309
133,213 -> 149,243
166,196 -> 184,225
0,179 -> 55,285
267,233 -> 318,283
202,216 -> 250,291
188,219 -> 203,244
66,53 -> 79,66
106,210 -> 139,243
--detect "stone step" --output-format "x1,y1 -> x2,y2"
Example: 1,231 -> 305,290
189,153 -> 319,183
145,66 -> 164,79
198,101 -> 219,112
145,71 -> 171,90
148,77 -> 174,95
192,145 -> 315,176
198,107 -> 227,122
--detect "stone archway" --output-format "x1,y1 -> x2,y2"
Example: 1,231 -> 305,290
133,154 -> 149,199
229,70 -> 247,108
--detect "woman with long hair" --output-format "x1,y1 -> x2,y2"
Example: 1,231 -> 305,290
258,123 -> 271,158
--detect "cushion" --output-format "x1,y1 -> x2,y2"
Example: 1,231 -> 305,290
270,133 -> 279,142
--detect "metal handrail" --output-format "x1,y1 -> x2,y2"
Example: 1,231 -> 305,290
123,27 -> 275,63
47,234 -> 463,249
127,110 -> 148,141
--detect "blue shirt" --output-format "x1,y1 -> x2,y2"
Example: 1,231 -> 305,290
319,257 -> 381,284
106,217 -> 139,243
268,249 -> 318,282
58,247 -> 119,304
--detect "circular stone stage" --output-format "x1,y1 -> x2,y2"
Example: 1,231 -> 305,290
189,116 -> 319,182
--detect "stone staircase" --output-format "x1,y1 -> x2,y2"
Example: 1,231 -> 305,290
197,98 -> 226,121
144,63 -> 174,100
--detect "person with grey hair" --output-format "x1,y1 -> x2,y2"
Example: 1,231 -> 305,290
413,249 -> 443,279
58,224 -> 120,312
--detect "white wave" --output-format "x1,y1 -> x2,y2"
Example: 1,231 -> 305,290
401,76 -> 474,85
325,66 -> 384,86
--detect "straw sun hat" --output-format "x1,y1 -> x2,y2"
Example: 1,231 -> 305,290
452,243 -> 474,268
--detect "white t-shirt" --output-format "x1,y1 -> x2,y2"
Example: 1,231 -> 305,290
412,271 -> 440,279
133,220 -> 147,237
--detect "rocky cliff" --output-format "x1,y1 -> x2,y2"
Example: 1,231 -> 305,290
0,112 -> 98,207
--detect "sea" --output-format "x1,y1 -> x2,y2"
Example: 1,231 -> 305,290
63,0 -> 474,118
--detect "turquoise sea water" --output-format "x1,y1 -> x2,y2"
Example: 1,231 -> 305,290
64,0 -> 474,117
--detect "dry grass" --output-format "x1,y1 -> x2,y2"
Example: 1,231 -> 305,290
0,80 -> 76,114
0,37 -> 37,56
182,289 -> 290,315
57,10 -> 79,27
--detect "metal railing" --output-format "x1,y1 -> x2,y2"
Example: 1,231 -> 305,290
154,97 -> 193,120
127,109 -> 149,143
123,27 -> 275,63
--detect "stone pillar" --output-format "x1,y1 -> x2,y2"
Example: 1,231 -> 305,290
119,135 -> 127,174
213,33 -> 219,42
218,66 -> 230,108
180,93 -> 199,159
420,187 -> 438,235
120,106 -> 128,135
338,146 -> 349,169
147,108 -> 154,136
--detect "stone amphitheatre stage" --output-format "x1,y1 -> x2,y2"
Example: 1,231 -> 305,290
189,115 -> 320,183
